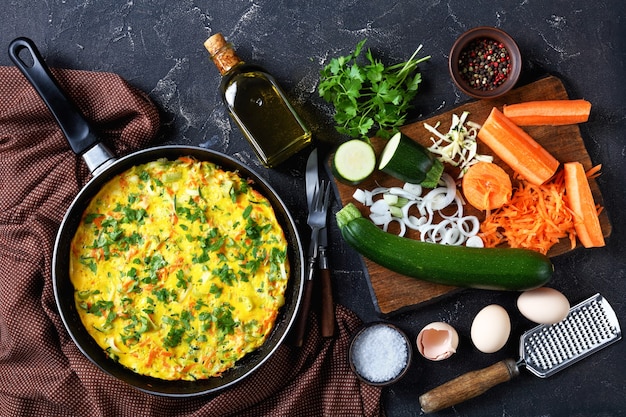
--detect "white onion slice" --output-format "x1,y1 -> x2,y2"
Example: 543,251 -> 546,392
370,187 -> 391,196
387,187 -> 420,200
403,182 -> 422,196
370,199 -> 391,215
402,201 -> 428,230
382,218 -> 406,237
466,235 -> 485,248
370,212 -> 392,226
439,195 -> 464,220
442,227 -> 463,246
353,188 -> 367,205
421,174 -> 455,211
458,216 -> 480,237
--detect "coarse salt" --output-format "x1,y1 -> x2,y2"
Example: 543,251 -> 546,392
351,324 -> 409,383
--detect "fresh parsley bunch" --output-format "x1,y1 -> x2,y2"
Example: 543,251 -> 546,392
318,39 -> 430,140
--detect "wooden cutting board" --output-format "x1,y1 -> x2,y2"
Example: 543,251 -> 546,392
332,76 -> 612,316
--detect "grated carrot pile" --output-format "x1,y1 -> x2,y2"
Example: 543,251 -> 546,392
479,170 -> 577,255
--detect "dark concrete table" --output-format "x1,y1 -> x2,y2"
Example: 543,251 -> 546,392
1,1 -> 624,416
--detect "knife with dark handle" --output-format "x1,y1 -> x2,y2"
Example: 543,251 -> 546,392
291,267 -> 315,347
290,148 -> 320,347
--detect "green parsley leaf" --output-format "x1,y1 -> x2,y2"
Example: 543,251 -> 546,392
319,39 -> 430,140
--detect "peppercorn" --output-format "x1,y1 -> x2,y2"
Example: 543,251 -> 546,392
458,38 -> 511,91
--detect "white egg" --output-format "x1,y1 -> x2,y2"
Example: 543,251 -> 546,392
416,322 -> 459,361
470,304 -> 511,353
517,287 -> 570,324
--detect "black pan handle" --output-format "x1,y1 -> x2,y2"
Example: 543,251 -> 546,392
8,37 -> 98,155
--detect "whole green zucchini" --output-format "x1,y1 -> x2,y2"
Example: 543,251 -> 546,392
336,203 -> 553,291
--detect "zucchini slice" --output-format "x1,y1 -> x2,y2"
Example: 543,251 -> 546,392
332,139 -> 376,185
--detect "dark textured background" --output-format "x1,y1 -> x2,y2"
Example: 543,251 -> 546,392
1,1 -> 625,416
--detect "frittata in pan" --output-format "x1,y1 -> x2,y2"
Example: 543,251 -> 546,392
69,157 -> 289,381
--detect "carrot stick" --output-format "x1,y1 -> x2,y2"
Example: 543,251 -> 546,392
462,162 -> 512,211
502,99 -> 591,126
585,163 -> 602,179
478,107 -> 560,185
563,162 -> 605,248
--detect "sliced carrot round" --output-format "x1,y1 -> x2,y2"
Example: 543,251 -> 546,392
462,162 -> 512,211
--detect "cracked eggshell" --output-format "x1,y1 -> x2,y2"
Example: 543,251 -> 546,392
470,304 -> 510,353
416,322 -> 459,361
517,287 -> 570,324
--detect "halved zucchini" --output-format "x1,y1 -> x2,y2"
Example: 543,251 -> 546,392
379,132 -> 443,187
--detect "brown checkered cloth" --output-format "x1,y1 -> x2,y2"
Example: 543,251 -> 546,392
0,67 -> 383,417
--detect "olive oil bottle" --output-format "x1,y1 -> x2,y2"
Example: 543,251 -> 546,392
204,33 -> 311,167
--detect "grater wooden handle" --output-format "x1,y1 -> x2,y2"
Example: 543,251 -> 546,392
419,358 -> 520,413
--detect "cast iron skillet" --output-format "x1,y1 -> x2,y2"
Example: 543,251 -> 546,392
9,37 -> 304,397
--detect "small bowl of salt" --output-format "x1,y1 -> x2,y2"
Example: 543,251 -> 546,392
348,322 -> 413,386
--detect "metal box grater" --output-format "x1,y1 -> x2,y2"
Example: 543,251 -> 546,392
521,293 -> 621,378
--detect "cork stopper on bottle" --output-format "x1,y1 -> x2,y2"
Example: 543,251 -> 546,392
204,33 -> 242,75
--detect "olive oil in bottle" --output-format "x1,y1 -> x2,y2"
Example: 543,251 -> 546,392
204,33 -> 311,167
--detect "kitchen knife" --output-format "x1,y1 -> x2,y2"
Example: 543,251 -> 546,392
305,148 -> 318,209
291,148 -> 322,346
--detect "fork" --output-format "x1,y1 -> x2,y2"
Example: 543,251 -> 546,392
291,180 -> 331,347
306,180 -> 331,276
